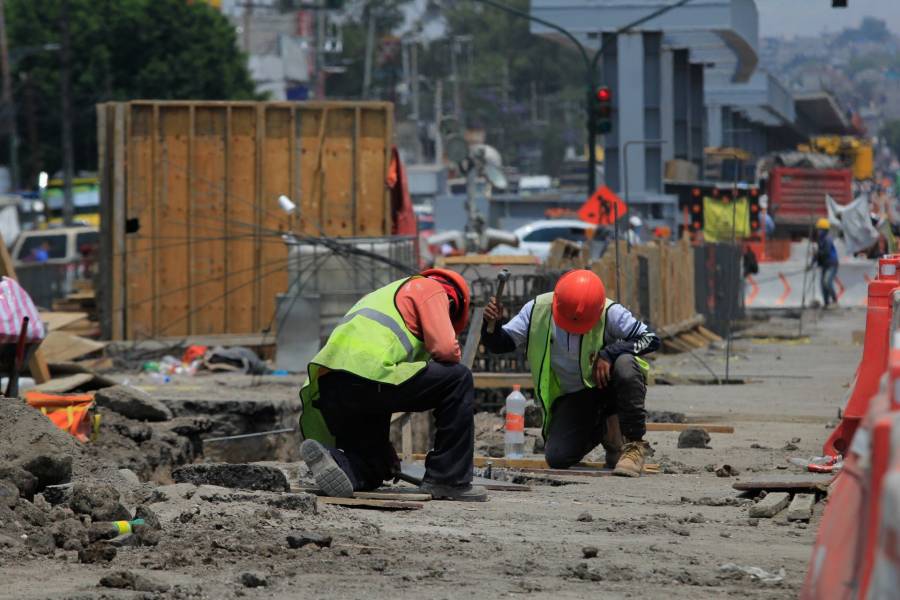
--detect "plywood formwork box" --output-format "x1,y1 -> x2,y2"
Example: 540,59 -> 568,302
97,100 -> 394,340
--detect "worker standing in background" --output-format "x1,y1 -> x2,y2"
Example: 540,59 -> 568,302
481,270 -> 660,477
299,268 -> 487,502
812,218 -> 839,308
625,215 -> 643,247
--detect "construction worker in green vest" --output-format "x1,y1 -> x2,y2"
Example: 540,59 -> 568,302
299,268 -> 487,502
482,269 -> 659,476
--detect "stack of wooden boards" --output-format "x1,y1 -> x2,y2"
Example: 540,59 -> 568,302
38,311 -> 107,373
51,282 -> 98,325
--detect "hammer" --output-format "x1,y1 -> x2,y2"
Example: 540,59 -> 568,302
486,269 -> 511,334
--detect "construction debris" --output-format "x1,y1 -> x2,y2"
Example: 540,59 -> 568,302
749,492 -> 792,518
677,428 -> 712,449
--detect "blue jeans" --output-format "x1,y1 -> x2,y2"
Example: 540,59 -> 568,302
820,264 -> 838,306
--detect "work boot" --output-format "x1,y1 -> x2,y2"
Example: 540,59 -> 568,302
300,439 -> 354,498
418,481 -> 489,502
601,414 -> 624,469
613,440 -> 652,478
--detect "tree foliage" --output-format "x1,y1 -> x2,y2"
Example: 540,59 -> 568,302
6,0 -> 258,185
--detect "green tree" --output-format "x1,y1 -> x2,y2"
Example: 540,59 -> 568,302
420,1 -> 585,176
6,0 -> 258,185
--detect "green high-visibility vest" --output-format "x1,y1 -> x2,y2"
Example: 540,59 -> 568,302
299,277 -> 430,445
525,293 -> 649,437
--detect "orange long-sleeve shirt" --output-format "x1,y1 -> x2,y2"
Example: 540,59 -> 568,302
395,277 -> 461,363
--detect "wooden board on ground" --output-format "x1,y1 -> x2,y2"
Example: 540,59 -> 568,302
515,465 -> 659,478
294,486 -> 432,502
435,255 -> 540,266
401,463 -> 531,492
39,311 -> 89,331
315,496 -> 425,510
646,423 -> 734,434
414,455 -> 659,474
748,491 -> 791,518
733,473 -> 834,494
473,373 -> 534,389
30,373 -> 95,393
39,331 -> 106,364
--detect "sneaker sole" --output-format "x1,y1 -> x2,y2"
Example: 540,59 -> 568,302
300,439 -> 354,498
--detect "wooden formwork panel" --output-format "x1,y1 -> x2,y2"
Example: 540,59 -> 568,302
99,100 -> 394,340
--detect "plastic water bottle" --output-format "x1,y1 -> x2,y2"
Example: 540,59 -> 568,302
504,385 -> 527,459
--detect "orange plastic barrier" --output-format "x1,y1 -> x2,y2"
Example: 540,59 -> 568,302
823,256 -> 900,457
24,391 -> 94,442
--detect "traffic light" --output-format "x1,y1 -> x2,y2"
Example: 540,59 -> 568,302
832,0 -> 847,6
595,86 -> 613,134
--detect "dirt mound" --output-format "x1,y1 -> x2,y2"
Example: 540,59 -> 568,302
0,400 -> 84,485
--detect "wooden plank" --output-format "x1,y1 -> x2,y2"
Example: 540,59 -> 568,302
124,105 -> 155,339
294,486 -> 432,502
514,465 -> 659,477
412,454 -> 659,471
748,492 -> 791,518
646,423 -> 734,433
39,312 -> 89,331
31,372 -> 95,393
654,315 -> 705,339
39,331 -> 106,364
359,107 -> 388,235
733,474 -> 833,494
401,463 -> 531,492
315,496 -> 424,510
435,255 -> 540,266
473,372 -> 534,389
697,326 -> 723,342
112,104 -> 127,340
157,106 -> 191,337
786,493 -> 816,521
191,106 -> 228,335
298,107 -> 324,236
321,108 -> 355,236
225,106 -> 257,334
259,107 -> 291,330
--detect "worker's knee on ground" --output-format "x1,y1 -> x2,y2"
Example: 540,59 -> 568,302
544,442 -> 580,469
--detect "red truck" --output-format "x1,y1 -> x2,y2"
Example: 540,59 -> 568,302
767,166 -> 853,233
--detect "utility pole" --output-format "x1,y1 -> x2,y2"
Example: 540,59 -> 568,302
60,0 -> 74,226
0,0 -> 17,191
434,79 -> 443,165
450,38 -> 461,120
410,41 -> 420,121
315,1 -> 325,98
361,3 -> 375,98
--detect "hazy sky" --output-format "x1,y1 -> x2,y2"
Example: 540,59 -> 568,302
756,0 -> 900,37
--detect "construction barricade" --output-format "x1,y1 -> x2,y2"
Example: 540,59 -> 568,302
803,265 -> 900,598
823,256 -> 900,457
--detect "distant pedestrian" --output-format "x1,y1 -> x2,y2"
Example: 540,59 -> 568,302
811,218 -> 839,308
625,215 -> 643,247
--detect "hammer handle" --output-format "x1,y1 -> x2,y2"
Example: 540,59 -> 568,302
485,278 -> 508,334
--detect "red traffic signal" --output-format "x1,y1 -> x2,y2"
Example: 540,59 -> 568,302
595,86 -> 613,134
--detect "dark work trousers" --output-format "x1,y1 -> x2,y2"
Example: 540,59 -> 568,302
316,362 -> 475,491
544,354 -> 647,469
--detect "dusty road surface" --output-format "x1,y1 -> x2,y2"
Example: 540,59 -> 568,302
0,308 -> 861,599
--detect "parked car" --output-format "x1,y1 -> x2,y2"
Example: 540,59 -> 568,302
11,225 -> 99,308
489,219 -> 595,260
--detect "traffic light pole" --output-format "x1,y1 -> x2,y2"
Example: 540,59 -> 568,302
469,0 -> 694,197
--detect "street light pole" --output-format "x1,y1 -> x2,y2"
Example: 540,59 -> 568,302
468,0 -> 694,198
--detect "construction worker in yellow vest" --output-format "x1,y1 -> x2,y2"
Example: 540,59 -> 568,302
299,268 -> 487,502
482,269 -> 659,476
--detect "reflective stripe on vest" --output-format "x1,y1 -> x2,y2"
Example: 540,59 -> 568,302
298,277 -> 430,445
339,307 -> 415,359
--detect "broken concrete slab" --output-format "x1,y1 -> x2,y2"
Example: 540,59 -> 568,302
286,532 -> 332,549
749,492 -> 791,518
94,385 -> 173,422
99,570 -> 171,592
172,463 -> 289,492
677,428 -> 711,449
786,493 -> 816,521
70,483 -> 132,522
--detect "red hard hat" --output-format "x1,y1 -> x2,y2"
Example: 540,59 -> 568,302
420,268 -> 471,334
552,269 -> 606,334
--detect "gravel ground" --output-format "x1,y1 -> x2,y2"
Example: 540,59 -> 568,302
0,307 -> 862,599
